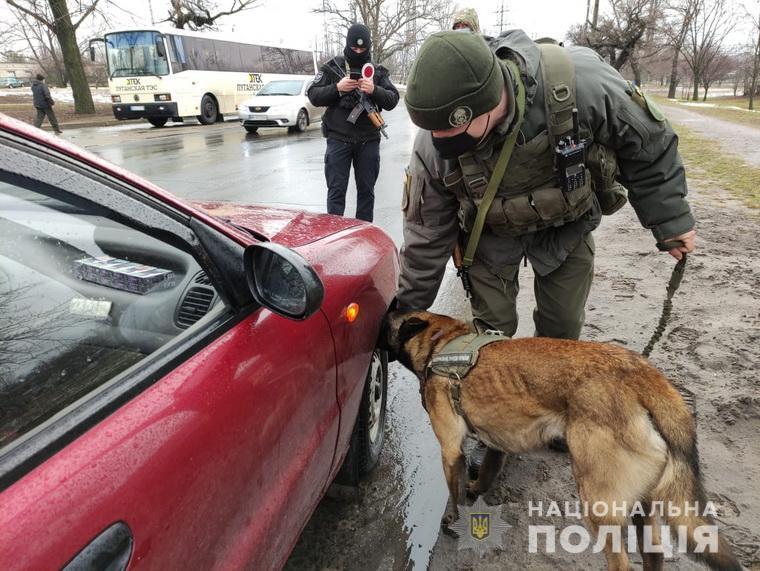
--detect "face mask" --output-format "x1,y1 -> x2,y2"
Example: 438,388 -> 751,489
431,129 -> 479,159
344,46 -> 370,67
431,115 -> 491,159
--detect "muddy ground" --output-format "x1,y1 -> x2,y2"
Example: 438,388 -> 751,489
428,165 -> 760,571
285,101 -> 760,570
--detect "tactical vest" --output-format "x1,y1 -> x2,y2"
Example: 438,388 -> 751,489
443,44 -> 624,237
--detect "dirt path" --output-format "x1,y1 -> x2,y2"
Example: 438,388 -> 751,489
427,132 -> 760,568
658,100 -> 760,168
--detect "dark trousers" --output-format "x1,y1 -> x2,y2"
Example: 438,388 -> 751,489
324,137 -> 380,222
34,107 -> 61,133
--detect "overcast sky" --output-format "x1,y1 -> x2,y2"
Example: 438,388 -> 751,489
53,0 -> 591,49
1,0 -> 756,52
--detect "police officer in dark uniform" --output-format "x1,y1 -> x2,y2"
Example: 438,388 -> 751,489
307,23 -> 399,222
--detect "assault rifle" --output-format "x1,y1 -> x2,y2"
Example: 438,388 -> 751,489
324,60 -> 388,139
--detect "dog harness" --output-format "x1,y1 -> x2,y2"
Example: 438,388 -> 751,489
425,329 -> 507,419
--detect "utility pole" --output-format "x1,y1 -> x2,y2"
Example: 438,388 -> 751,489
494,0 -> 509,34
148,0 -> 155,25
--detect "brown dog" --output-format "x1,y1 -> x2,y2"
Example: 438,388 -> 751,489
381,310 -> 741,571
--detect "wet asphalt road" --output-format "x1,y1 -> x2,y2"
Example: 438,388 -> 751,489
62,107 -> 541,570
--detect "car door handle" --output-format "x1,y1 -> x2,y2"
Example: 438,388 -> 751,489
63,521 -> 133,571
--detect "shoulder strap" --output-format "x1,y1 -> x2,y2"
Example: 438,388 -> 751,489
462,59 -> 525,268
538,43 -> 576,144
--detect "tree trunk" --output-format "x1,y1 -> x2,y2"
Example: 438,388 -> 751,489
692,74 -> 699,101
631,59 -> 642,85
48,0 -> 95,114
667,50 -> 680,98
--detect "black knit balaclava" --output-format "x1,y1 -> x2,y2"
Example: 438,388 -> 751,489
344,23 -> 372,67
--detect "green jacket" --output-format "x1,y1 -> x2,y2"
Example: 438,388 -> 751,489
397,30 -> 693,310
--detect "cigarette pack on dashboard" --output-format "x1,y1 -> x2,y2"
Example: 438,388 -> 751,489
74,256 -> 176,294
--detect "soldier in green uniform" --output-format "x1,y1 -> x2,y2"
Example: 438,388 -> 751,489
452,7 -> 480,32
397,31 -> 695,341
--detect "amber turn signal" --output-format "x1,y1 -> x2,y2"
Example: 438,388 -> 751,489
345,303 -> 360,322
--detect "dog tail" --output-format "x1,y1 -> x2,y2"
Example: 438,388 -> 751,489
640,377 -> 742,570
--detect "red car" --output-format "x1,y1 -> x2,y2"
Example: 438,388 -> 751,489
0,114 -> 398,569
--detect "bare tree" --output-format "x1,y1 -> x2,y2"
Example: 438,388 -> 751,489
662,0 -> 697,98
3,4 -> 68,86
681,0 -> 734,101
748,3 -> 760,109
568,0 -> 663,73
165,0 -> 262,30
315,0 -> 453,67
4,0 -> 109,114
700,45 -> 733,99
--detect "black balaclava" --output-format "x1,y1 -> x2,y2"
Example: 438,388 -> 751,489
344,23 -> 372,67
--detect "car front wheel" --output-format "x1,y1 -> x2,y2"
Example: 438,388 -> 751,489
336,348 -> 388,485
290,108 -> 308,133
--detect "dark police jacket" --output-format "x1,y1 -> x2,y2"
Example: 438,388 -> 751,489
307,56 -> 399,143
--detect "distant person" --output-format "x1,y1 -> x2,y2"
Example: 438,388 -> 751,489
307,23 -> 399,222
452,7 -> 481,32
31,74 -> 62,135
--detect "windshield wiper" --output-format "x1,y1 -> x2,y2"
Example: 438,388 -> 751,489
109,67 -> 133,79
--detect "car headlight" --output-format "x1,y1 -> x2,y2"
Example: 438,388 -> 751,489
154,93 -> 172,102
111,95 -> 121,103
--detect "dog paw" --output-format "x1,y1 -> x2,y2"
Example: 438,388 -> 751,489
441,507 -> 459,526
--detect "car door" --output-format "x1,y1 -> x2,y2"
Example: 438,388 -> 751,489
303,80 -> 324,121
0,130 -> 339,569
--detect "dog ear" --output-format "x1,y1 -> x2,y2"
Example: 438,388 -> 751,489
398,316 -> 430,344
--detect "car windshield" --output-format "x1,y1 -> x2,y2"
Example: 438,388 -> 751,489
105,31 -> 169,78
257,80 -> 304,96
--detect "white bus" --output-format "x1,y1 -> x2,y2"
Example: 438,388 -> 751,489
91,28 -> 318,127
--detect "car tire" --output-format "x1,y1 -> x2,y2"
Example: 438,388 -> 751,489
244,126 -> 259,134
197,95 -> 218,125
148,117 -> 168,127
291,108 -> 308,133
336,348 -> 388,486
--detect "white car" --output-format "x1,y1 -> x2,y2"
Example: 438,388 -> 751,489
237,78 -> 324,134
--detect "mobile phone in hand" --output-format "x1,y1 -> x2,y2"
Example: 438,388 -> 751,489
349,70 -> 361,80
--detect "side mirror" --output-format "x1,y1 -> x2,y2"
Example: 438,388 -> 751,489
88,38 -> 102,62
244,242 -> 324,320
155,36 -> 167,59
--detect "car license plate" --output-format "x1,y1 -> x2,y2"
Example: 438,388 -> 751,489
131,105 -> 145,111
249,113 -> 265,120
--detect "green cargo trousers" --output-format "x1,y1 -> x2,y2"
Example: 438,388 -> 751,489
468,233 -> 595,340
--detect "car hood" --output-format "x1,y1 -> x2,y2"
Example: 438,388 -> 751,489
192,201 -> 364,248
241,95 -> 300,108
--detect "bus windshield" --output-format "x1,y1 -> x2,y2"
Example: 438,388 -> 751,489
257,80 -> 304,96
105,31 -> 169,78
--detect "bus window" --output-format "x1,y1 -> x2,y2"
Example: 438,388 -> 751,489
213,40 -> 244,72
239,45 -> 263,72
104,31 -> 170,77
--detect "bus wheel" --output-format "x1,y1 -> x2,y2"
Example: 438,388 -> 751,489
244,126 -> 258,134
291,108 -> 308,133
148,117 -> 168,128
197,95 -> 218,125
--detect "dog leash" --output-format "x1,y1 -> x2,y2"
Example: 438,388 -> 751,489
641,241 -> 687,358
